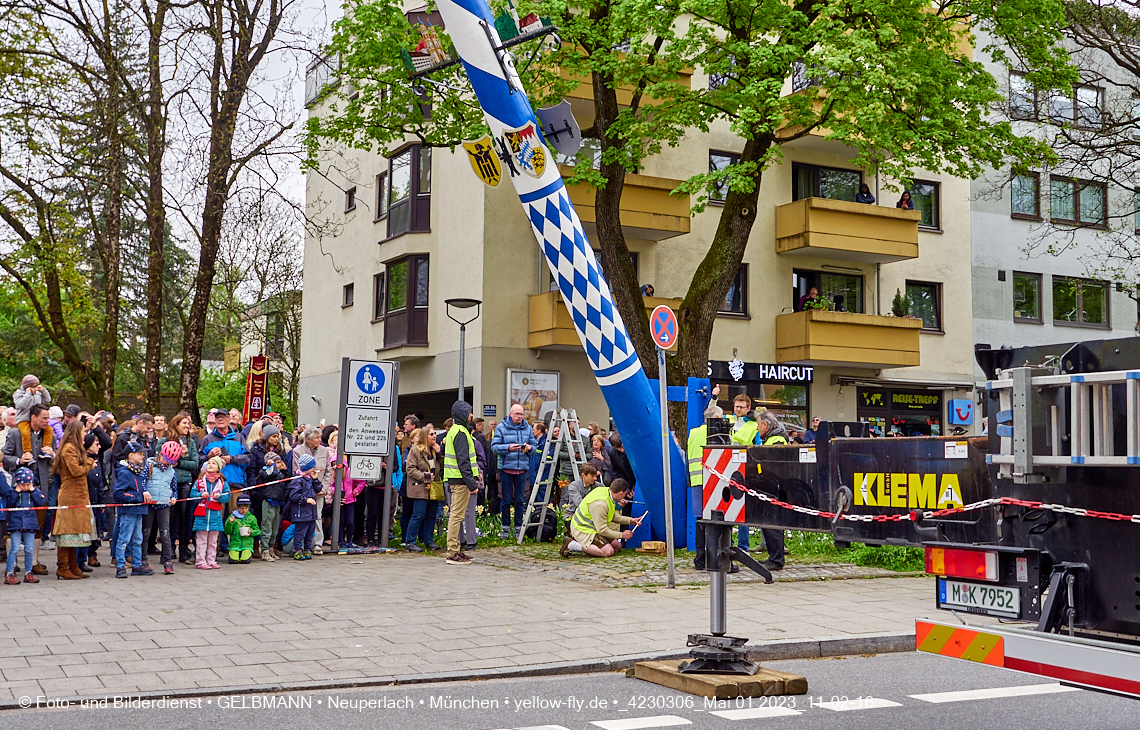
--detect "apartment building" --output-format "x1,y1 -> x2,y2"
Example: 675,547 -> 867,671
971,29 -> 1139,379
300,19 -> 978,436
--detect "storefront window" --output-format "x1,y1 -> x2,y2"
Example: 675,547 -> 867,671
709,360 -> 813,434
857,387 -> 942,437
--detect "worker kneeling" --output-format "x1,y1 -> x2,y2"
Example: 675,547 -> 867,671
562,479 -> 642,557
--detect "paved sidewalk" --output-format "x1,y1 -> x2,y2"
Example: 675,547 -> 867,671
0,553 -> 936,701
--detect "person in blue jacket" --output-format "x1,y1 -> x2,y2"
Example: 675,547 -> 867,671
491,404 -> 538,539
113,442 -> 154,579
287,453 -> 323,560
3,467 -> 46,584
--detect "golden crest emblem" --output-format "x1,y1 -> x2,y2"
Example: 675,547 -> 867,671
463,135 -> 502,187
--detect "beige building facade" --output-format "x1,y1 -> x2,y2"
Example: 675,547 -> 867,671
301,51 -> 977,436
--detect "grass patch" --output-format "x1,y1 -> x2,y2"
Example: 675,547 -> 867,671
777,531 -> 924,572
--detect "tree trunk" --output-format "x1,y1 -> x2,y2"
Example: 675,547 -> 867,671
99,102 -> 122,407
142,1 -> 169,413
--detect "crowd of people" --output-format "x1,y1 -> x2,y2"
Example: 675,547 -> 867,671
0,373 -> 796,581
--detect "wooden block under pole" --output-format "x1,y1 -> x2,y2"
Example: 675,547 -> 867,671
632,659 -> 808,699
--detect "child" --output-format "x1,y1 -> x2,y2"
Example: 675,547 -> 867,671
3,468 -> 45,584
12,374 -> 51,454
192,456 -> 230,569
287,454 -> 322,560
224,494 -> 260,563
145,441 -> 181,575
339,455 -> 365,550
113,442 -> 154,578
256,450 -> 288,561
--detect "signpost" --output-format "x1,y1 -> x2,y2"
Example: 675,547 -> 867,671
332,358 -> 400,552
650,305 -> 678,588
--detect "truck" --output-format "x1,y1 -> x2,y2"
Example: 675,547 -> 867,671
691,336 -> 1140,695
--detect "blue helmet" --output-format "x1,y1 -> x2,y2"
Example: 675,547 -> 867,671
14,467 -> 34,484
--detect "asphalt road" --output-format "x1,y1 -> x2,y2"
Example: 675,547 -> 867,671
1,651 -> 1134,730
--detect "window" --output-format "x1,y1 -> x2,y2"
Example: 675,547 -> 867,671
1132,97 -> 1140,139
1047,85 -> 1104,127
1135,190 -> 1140,233
793,269 -> 864,313
1012,272 -> 1041,322
342,283 -> 354,308
719,265 -> 748,316
905,281 -> 942,331
304,57 -> 339,107
382,254 -> 430,347
1009,72 -> 1035,119
709,151 -> 739,203
372,273 -> 385,322
1050,177 -> 1106,227
345,186 -> 356,213
591,250 -> 639,288
1011,173 -> 1040,219
792,163 -> 862,202
385,145 -> 432,238
375,172 -> 388,221
555,138 -> 601,169
1076,85 -> 1104,128
910,180 -> 940,229
266,309 -> 285,359
1053,277 -> 1109,327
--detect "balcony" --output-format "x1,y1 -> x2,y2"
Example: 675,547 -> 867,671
561,166 -> 690,241
775,197 -> 920,264
529,291 -> 682,350
775,310 -> 921,368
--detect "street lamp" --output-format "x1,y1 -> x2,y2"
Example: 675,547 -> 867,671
445,298 -> 482,403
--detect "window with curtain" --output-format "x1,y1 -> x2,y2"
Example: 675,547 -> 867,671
1050,177 -> 1105,226
718,265 -> 748,315
1011,173 -> 1040,219
792,163 -> 861,202
1009,72 -> 1035,118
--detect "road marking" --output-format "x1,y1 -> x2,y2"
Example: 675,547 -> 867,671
710,706 -> 803,720
817,698 -> 902,711
591,716 -> 692,730
516,726 -> 573,730
910,683 -> 1081,703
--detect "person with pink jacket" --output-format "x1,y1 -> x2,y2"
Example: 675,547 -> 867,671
337,454 -> 366,549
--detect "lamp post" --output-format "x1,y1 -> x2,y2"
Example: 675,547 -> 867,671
445,298 -> 482,403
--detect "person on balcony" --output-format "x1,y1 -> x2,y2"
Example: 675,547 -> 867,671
896,190 -> 914,209
640,284 -> 655,297
856,183 -> 876,204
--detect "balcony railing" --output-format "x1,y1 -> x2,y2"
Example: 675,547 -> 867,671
775,309 -> 921,368
529,291 -> 682,350
775,197 -> 920,264
561,166 -> 690,241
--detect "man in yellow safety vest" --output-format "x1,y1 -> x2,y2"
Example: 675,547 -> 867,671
561,479 -> 642,557
442,400 -> 480,565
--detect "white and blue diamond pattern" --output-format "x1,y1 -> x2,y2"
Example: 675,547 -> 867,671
523,183 -> 642,384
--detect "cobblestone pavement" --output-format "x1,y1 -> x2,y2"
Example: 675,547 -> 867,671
0,552 -> 935,701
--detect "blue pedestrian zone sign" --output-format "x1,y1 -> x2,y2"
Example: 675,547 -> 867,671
347,360 -> 394,409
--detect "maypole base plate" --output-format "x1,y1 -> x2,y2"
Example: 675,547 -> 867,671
633,659 -> 808,699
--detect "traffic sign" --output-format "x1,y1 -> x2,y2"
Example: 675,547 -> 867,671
347,360 -> 394,409
650,305 -> 678,350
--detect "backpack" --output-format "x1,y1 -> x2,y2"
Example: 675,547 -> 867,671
524,510 -> 558,542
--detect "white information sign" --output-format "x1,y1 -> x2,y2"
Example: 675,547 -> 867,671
343,407 -> 391,456
944,441 -> 968,460
799,448 -> 817,464
348,360 -> 395,409
350,454 -> 384,481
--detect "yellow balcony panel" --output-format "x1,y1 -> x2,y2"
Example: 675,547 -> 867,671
775,309 -> 921,368
529,291 -> 682,350
560,166 -> 690,241
775,197 -> 920,264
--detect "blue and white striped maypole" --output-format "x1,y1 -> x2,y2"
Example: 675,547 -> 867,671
433,0 -> 687,545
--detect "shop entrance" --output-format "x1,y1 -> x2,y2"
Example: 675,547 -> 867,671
856,386 -> 942,437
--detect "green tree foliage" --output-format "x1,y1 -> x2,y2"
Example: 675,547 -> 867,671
308,0 -> 1074,433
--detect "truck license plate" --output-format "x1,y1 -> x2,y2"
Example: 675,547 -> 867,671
938,578 -> 1020,619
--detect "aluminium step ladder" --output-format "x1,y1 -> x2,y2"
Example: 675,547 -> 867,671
517,408 -> 588,544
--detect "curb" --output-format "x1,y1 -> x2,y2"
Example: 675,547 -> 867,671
0,632 -> 914,711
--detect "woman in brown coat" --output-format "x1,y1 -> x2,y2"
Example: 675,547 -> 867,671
51,418 -> 93,579
403,428 -> 440,551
